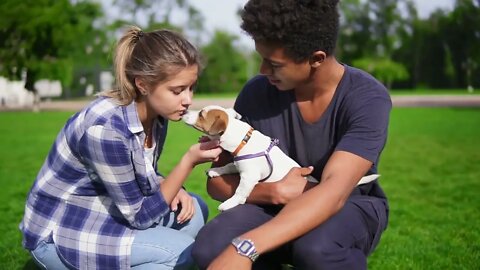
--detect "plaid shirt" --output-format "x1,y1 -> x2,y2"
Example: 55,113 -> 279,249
19,97 -> 170,269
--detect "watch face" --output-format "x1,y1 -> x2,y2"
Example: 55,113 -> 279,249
232,237 -> 258,261
239,240 -> 254,254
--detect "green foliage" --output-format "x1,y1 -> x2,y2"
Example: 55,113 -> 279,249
339,0 -> 480,90
0,0 -> 478,95
0,0 -> 105,92
353,57 -> 409,88
1,108 -> 480,269
198,31 -> 256,94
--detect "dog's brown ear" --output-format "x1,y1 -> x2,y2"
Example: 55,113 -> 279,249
206,110 -> 228,136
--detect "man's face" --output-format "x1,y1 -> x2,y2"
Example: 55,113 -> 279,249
255,42 -> 312,91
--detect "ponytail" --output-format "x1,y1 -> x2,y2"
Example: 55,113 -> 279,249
99,26 -> 201,105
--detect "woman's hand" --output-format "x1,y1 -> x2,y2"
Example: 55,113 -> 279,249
170,188 -> 194,224
184,139 -> 222,167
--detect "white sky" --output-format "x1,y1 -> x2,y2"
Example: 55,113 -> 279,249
186,0 -> 455,49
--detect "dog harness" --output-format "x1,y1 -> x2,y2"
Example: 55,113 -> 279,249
233,138 -> 280,182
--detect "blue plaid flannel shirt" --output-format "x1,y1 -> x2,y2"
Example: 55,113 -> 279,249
19,97 -> 170,269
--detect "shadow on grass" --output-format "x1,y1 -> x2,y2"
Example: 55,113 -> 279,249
22,259 -> 39,270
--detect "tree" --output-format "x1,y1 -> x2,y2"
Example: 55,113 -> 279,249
441,0 -> 480,89
0,0 -> 105,95
198,31 -> 252,94
353,57 -> 409,89
337,0 -> 414,88
111,0 -> 204,41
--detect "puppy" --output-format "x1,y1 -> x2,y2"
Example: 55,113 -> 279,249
183,105 -> 379,211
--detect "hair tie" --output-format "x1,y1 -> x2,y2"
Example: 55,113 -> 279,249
134,30 -> 144,42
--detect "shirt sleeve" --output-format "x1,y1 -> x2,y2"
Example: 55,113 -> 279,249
79,125 -> 170,229
335,93 -> 392,165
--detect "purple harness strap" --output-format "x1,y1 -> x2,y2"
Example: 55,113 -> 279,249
233,138 -> 279,182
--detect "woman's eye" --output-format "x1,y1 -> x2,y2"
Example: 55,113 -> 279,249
190,84 -> 197,92
171,88 -> 183,95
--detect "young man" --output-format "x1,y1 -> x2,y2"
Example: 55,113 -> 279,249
192,0 -> 391,269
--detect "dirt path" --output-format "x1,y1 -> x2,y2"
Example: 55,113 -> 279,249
2,95 -> 480,112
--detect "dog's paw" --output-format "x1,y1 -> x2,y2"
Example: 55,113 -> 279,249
218,196 -> 246,211
206,169 -> 221,178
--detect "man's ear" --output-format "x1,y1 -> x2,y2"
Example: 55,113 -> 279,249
226,108 -> 242,120
309,51 -> 326,68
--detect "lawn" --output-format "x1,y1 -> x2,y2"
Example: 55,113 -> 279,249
0,107 -> 479,269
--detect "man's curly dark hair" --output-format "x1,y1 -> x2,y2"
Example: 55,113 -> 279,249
240,0 -> 339,62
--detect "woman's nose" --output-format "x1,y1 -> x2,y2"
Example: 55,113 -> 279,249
182,90 -> 192,106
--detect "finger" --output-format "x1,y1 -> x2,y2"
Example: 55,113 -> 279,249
178,198 -> 194,223
208,148 -> 223,159
299,166 -> 314,176
200,139 -> 221,150
183,198 -> 194,222
171,197 -> 179,212
198,136 -> 211,143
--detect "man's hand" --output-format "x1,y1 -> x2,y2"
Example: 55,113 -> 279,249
170,189 -> 194,224
271,166 -> 315,205
207,246 -> 252,270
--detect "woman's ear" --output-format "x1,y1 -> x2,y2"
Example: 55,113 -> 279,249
135,78 -> 148,95
309,51 -> 326,68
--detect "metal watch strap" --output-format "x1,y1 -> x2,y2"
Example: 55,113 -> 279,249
231,237 -> 259,262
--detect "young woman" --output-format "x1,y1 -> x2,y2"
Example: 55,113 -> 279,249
19,26 -> 222,270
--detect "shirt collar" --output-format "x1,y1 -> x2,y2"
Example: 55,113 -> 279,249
122,101 -> 165,134
123,101 -> 143,134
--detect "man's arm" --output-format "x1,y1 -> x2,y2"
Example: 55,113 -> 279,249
207,151 -> 316,205
207,150 -> 372,268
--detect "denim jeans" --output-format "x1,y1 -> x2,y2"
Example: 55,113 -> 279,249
31,193 -> 208,270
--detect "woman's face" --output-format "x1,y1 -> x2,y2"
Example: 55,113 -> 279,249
146,65 -> 198,121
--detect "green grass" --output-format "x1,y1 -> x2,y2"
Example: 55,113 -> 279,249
0,108 -> 479,269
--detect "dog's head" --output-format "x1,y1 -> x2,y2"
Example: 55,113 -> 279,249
182,105 -> 242,137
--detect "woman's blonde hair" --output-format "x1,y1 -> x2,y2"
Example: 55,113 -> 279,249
100,26 -> 202,105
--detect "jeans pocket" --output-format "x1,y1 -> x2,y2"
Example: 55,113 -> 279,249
31,241 -> 49,269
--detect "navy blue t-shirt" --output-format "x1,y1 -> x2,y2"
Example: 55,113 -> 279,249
234,65 -> 391,196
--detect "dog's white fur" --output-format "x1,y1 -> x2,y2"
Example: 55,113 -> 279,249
183,105 -> 379,211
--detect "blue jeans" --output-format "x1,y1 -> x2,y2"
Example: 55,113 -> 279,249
31,193 -> 208,270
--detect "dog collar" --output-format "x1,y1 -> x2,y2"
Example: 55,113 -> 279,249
232,127 -> 254,156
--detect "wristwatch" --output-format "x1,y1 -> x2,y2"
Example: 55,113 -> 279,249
231,237 -> 259,262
